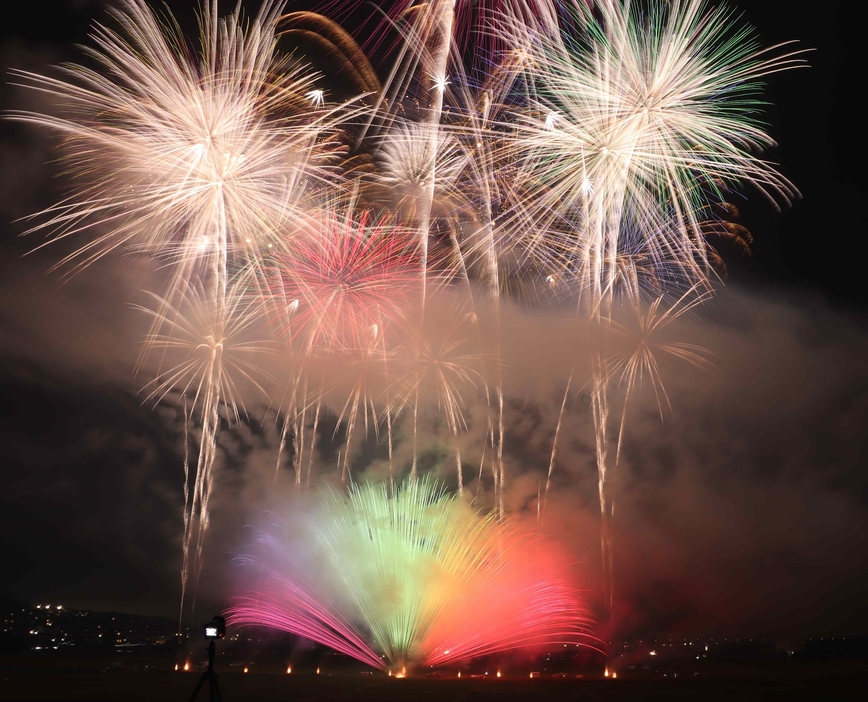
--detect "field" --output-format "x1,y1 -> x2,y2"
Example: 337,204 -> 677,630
1,659 -> 865,701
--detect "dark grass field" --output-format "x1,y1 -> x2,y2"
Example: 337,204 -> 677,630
1,661 -> 865,701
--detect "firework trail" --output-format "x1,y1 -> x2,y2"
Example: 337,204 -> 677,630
135,276 -> 271,620
497,0 -> 804,619
228,477 -> 595,670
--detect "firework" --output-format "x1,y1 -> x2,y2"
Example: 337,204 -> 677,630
10,0 -> 355,299
269,208 -> 422,355
493,0 -> 803,618
374,119 -> 469,225
135,275 -> 271,619
228,477 -> 594,670
498,0 -> 803,296
9,0 -> 803,636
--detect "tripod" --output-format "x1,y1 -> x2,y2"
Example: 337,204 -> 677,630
189,639 -> 223,702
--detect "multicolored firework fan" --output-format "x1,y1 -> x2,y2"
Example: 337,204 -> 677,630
227,477 -> 595,670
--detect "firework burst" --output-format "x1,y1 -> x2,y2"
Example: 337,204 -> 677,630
499,0 -> 804,297
270,208 -> 422,355
10,0 -> 355,299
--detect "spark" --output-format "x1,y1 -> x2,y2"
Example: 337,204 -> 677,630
544,111 -> 559,131
430,73 -> 451,93
306,89 -> 326,108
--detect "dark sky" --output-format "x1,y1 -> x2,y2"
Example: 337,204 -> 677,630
0,0 -> 866,641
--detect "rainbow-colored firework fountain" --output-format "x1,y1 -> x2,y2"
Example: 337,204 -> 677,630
227,477 -> 595,671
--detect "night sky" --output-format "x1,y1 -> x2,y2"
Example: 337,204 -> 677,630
0,0 -> 865,641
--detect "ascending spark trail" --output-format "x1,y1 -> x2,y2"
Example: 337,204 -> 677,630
135,279 -> 270,620
543,367 -> 573,521
418,0 -> 456,306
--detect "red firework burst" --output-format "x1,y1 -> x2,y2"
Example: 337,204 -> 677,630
272,210 -> 422,354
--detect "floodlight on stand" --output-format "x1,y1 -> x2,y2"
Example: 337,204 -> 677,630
190,615 -> 225,701
203,615 -> 226,640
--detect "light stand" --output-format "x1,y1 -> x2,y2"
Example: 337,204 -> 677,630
189,616 -> 225,702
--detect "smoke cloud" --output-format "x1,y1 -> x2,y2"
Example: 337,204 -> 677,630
1,239 -> 865,638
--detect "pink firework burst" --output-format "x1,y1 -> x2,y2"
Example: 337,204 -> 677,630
272,210 -> 423,354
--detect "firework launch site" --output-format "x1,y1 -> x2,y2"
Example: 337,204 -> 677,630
2,603 -> 866,702
1,647 -> 865,702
